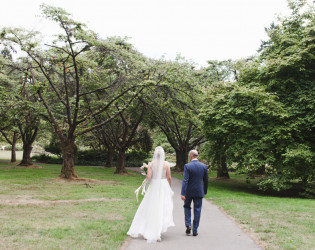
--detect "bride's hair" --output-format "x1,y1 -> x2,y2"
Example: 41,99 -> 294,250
154,146 -> 164,159
151,146 -> 165,179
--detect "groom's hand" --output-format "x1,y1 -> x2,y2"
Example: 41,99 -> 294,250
181,195 -> 186,201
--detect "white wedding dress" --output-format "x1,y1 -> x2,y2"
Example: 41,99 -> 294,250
127,146 -> 175,243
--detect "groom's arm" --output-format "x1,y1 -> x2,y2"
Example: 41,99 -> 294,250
203,165 -> 209,195
181,164 -> 189,200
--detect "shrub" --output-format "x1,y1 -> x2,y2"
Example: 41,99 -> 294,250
32,150 -> 150,167
31,154 -> 62,164
257,176 -> 292,192
125,150 -> 150,167
44,135 -> 62,156
75,150 -> 116,166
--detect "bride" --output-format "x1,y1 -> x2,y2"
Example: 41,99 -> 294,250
127,146 -> 175,243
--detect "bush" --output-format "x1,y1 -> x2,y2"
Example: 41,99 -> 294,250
32,149 -> 150,167
31,154 -> 62,164
44,134 -> 62,156
44,143 -> 61,157
125,150 -> 150,167
75,150 -> 149,167
32,150 -> 113,166
75,150 -> 116,166
257,176 -> 292,192
76,150 -> 106,162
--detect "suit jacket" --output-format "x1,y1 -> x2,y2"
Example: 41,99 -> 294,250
181,159 -> 208,198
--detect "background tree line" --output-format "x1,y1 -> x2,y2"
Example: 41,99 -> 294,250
200,0 -> 314,194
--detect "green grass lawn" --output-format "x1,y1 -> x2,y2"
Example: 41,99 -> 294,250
1,158 -> 314,250
174,171 -> 315,250
0,161 -> 144,250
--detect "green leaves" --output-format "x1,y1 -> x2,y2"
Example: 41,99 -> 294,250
30,81 -> 45,93
200,80 -> 298,189
203,0 -> 315,192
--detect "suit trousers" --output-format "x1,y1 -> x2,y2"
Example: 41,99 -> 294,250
183,197 -> 203,233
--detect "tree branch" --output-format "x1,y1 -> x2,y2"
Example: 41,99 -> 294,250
126,104 -> 146,146
77,85 -> 142,125
63,63 -> 72,126
77,86 -> 145,135
0,129 -> 13,145
29,67 -> 64,139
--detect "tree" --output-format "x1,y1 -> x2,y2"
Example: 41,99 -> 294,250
144,58 -> 205,171
258,0 -> 315,150
202,0 -> 315,191
91,98 -> 151,173
239,0 -> 315,191
197,58 -> 251,177
0,49 -> 19,162
200,82 -> 288,180
201,59 -> 239,85
15,72 -> 42,166
0,85 -> 20,163
95,129 -> 116,168
0,49 -> 40,165
1,5 -> 146,178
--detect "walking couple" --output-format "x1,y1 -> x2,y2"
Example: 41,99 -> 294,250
127,146 -> 209,243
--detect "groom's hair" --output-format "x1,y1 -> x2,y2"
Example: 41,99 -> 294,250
189,150 -> 199,158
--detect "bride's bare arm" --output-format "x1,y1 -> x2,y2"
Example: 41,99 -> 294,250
166,163 -> 172,186
146,163 -> 152,180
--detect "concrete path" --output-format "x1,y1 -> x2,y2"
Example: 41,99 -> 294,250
124,173 -> 262,250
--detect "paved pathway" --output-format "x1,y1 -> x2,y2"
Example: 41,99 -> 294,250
124,171 -> 262,250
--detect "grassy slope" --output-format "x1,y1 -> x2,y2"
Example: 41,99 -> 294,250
0,161 -> 144,250
174,171 -> 315,250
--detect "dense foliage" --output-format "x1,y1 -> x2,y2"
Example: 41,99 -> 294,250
1,5 -> 148,178
143,58 -> 205,171
201,0 -> 315,193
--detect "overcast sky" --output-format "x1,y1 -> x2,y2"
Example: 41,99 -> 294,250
1,0 -> 296,66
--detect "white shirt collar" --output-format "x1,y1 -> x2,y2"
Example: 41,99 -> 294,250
191,159 -> 198,161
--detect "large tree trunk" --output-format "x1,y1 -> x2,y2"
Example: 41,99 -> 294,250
11,142 -> 16,163
175,148 -> 189,171
115,149 -> 127,174
19,143 -> 33,166
18,120 -> 39,167
60,139 -> 78,179
216,155 -> 230,179
10,132 -> 18,163
106,147 -> 114,168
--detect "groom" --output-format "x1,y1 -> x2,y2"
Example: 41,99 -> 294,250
181,150 -> 208,236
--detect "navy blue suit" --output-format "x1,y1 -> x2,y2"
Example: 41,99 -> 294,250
181,159 -> 208,234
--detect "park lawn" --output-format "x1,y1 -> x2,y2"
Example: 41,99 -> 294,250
173,171 -> 315,250
0,161 -> 144,250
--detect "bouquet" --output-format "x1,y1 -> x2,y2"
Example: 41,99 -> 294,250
140,163 -> 148,176
134,163 -> 148,202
